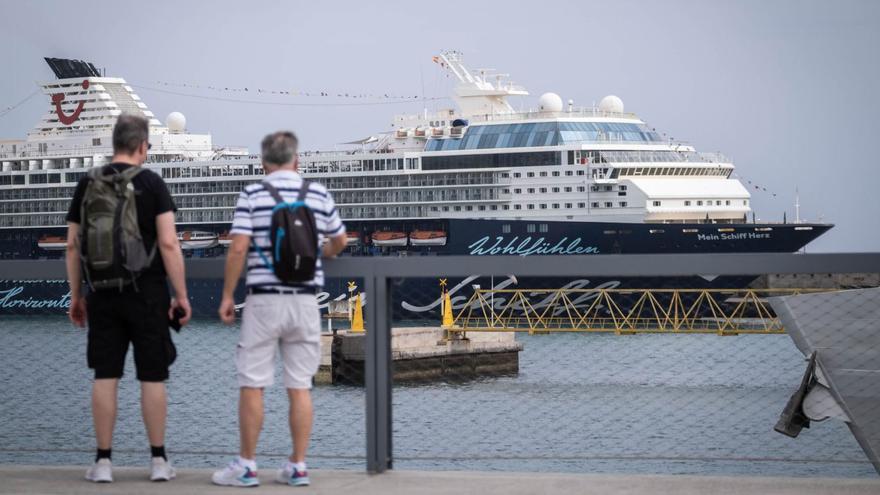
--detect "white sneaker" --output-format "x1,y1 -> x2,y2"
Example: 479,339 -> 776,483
211,459 -> 259,487
85,458 -> 113,483
276,462 -> 310,487
150,456 -> 176,481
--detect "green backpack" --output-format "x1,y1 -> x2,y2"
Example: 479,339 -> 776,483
79,166 -> 156,291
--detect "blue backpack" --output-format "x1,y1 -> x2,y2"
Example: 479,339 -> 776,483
256,180 -> 318,283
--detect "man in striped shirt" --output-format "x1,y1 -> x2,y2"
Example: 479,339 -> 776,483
213,131 -> 346,488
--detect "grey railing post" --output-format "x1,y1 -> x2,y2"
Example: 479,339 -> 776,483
364,274 -> 393,472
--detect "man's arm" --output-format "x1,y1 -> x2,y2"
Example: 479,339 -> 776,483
322,233 -> 347,258
219,233 -> 249,324
156,211 -> 191,325
65,222 -> 87,327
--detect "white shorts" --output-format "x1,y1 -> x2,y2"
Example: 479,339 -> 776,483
236,294 -> 321,389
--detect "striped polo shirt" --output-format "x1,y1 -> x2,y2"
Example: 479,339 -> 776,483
229,169 -> 345,290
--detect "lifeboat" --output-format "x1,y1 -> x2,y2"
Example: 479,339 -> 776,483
395,129 -> 409,139
218,232 -> 232,247
37,235 -> 67,250
409,230 -> 447,246
371,231 -> 408,247
346,232 -> 361,246
413,128 -> 426,138
431,127 -> 445,136
178,231 -> 219,250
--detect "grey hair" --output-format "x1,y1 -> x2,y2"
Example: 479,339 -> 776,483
261,131 -> 299,166
112,114 -> 150,154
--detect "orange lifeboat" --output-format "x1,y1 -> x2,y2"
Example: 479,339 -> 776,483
409,230 -> 447,246
37,235 -> 67,251
371,231 -> 408,247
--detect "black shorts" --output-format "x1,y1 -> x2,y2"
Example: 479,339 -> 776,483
86,280 -> 176,382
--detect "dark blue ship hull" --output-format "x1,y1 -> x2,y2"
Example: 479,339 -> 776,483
0,219 -> 831,320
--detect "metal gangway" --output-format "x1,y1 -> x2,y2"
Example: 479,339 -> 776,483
447,288 -> 832,336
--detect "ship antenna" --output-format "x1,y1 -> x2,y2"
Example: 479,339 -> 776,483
419,64 -> 427,118
795,186 -> 801,224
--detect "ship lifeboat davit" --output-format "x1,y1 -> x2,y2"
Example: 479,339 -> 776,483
371,231 -> 408,247
178,231 -> 219,250
346,232 -> 361,246
37,235 -> 67,250
409,230 -> 447,246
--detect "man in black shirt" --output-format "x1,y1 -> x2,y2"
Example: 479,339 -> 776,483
65,114 -> 191,483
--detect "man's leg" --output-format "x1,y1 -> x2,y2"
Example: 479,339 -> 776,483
92,378 -> 119,450
141,381 -> 167,447
239,387 -> 264,460
287,388 -> 313,463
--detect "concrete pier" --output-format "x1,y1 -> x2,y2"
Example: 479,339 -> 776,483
1,466 -> 878,495
316,327 -> 522,385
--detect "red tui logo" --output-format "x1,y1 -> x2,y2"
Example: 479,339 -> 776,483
52,79 -> 90,125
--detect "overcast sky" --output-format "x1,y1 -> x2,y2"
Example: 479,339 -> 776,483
1,0 -> 878,251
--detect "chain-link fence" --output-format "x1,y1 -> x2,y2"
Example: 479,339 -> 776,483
0,255 -> 878,478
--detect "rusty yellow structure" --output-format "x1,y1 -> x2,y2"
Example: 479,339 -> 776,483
448,288 -> 833,336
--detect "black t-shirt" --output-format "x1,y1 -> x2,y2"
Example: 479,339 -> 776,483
66,163 -> 177,280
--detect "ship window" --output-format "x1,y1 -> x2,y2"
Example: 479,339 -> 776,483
577,170 -> 585,176
514,173 -> 521,178
540,204 -> 547,209
552,203 -> 560,209
514,188 -> 522,193
92,138 -> 101,146
478,205 -> 485,211
744,200 -> 748,205
527,188 -> 535,193
578,202 -> 585,208
539,187 -> 547,193
552,171 -> 560,177
618,191 -> 626,196
539,223 -> 549,232
619,185 -> 627,191
565,171 -> 573,176
591,202 -> 600,208
527,172 -> 535,177
466,206 -> 473,211
577,186 -> 585,192
502,224 -> 511,233
527,224 -> 536,232
565,203 -> 572,208
539,172 -> 547,177
726,200 -> 731,205
591,185 -> 600,192
490,205 -> 497,210
552,187 -> 560,193
604,202 -> 613,208
697,200 -> 703,206
685,200 -> 691,206
502,205 -> 510,210
503,188 -> 510,194
716,200 -> 722,206
527,204 -> 535,210
564,187 -> 572,192
653,201 -> 661,206
603,185 -> 613,192
620,201 -> 628,207
514,204 -> 521,210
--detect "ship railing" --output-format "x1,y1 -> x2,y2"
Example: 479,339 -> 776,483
467,107 -> 642,123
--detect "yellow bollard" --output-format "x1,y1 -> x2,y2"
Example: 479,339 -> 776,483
441,291 -> 454,328
350,293 -> 364,332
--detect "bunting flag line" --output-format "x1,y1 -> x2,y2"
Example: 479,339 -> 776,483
150,80 -> 431,101
132,85 -> 449,107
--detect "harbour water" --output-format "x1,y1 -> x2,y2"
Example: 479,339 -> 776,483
0,316 -> 875,478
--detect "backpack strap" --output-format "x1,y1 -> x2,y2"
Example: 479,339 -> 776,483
296,179 -> 311,203
261,181 -> 285,204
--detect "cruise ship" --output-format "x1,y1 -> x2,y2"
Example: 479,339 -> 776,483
0,54 -> 831,318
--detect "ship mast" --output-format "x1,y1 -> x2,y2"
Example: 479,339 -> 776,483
433,50 -> 528,117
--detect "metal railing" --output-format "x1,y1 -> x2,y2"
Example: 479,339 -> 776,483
1,252 -> 879,473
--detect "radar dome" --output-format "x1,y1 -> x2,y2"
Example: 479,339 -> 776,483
538,92 -> 563,113
598,95 -> 624,114
166,112 -> 186,133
